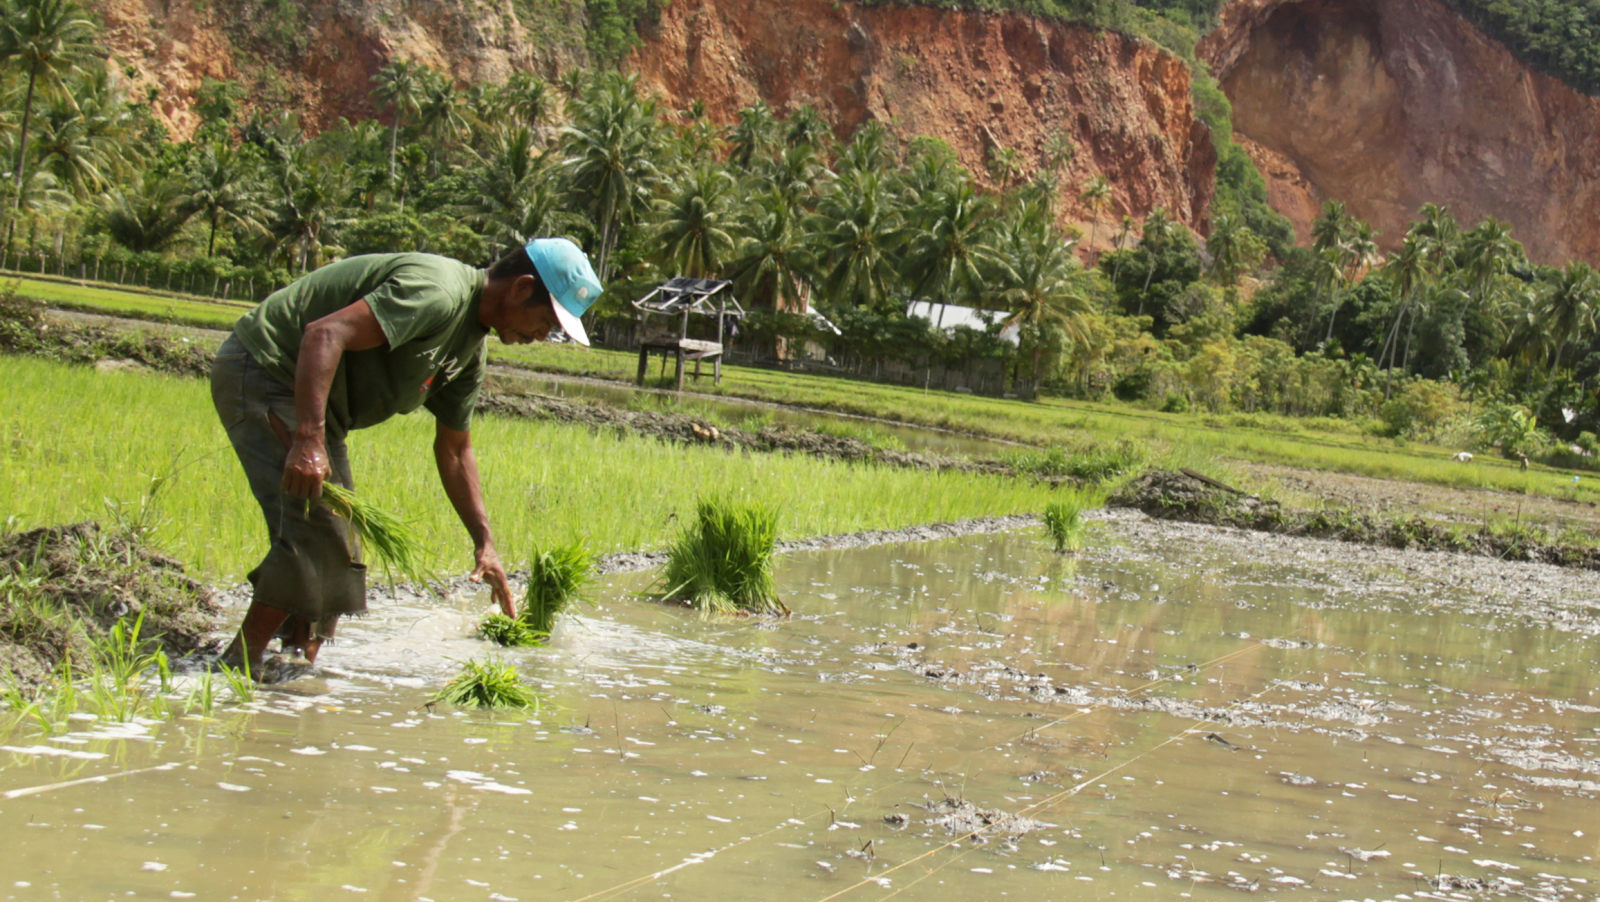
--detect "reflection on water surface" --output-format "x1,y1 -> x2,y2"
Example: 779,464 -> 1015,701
2,512 -> 1596,900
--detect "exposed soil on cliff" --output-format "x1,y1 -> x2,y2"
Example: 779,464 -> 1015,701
1204,0 -> 1600,263
632,0 -> 1214,235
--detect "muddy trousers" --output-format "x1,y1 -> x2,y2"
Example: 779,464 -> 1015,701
210,333 -> 366,642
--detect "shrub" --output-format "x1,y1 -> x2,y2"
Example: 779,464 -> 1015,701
660,497 -> 784,615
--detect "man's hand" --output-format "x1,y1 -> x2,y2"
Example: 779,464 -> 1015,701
283,434 -> 332,499
471,542 -> 514,618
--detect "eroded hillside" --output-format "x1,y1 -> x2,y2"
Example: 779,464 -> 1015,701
1204,0 -> 1600,263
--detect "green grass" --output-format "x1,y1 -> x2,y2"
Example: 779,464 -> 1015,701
660,496 -> 783,615
490,342 -> 1599,506
0,355 -> 1058,579
6,275 -> 246,330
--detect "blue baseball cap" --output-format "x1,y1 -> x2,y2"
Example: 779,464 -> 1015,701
524,238 -> 603,346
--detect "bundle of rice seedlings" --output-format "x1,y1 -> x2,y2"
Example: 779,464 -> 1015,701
429,658 -> 539,709
520,542 -> 595,635
1042,494 -> 1092,553
319,483 -> 430,585
661,496 -> 785,615
477,612 -> 544,647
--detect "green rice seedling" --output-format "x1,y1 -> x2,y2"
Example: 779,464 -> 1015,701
320,483 -> 431,585
1042,488 -> 1103,553
217,662 -> 255,703
429,658 -> 540,709
520,542 -> 595,635
184,670 -> 218,717
477,613 -> 545,647
660,496 -> 784,615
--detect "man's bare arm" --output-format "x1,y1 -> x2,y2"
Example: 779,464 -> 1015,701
282,299 -> 388,499
434,421 -> 514,617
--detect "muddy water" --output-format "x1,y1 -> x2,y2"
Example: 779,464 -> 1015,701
3,512 -> 1597,900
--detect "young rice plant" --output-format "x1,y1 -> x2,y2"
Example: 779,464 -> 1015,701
661,496 -> 785,615
320,483 -> 430,585
430,658 -> 540,709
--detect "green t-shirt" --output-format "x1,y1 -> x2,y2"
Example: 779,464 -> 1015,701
233,253 -> 488,432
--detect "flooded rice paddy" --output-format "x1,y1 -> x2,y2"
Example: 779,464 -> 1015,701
2,511 -> 1597,901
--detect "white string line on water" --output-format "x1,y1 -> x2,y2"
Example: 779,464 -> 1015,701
569,638 -> 1271,902
0,760 -> 184,800
816,646 -> 1281,902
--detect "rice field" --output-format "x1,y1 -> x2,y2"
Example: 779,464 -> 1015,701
0,355 -> 1055,580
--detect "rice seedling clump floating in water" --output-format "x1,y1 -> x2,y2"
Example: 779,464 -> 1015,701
319,483 -> 430,585
477,613 -> 543,647
477,542 -> 594,646
660,496 -> 785,615
430,658 -> 539,709
1042,492 -> 1096,553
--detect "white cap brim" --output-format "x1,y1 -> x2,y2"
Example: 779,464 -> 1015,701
551,298 -> 590,346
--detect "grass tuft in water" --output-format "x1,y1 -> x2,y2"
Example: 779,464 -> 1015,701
430,658 -> 540,709
319,483 -> 431,585
476,542 -> 594,645
477,613 -> 545,647
660,496 -> 785,615
520,542 -> 595,635
1041,489 -> 1101,553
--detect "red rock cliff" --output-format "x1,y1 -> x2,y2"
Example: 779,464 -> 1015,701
630,0 -> 1215,234
1202,0 -> 1600,264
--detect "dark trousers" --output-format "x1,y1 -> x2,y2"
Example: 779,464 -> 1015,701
210,333 -> 366,638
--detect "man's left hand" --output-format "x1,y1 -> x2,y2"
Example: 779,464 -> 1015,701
471,543 -> 514,618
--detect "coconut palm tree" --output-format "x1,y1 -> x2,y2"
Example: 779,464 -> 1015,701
727,100 -> 779,174
97,171 -> 190,253
726,189 -> 814,313
652,163 -> 736,278
560,72 -> 663,280
370,60 -> 423,181
1079,174 -> 1112,261
1532,261 -> 1600,411
901,180 -> 999,309
996,206 -> 1095,384
416,69 -> 468,159
185,140 -> 267,257
458,125 -> 581,249
0,0 -> 97,246
811,168 -> 905,310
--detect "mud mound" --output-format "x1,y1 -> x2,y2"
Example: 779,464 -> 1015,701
0,523 -> 221,689
1110,469 -> 1600,570
0,294 -> 212,378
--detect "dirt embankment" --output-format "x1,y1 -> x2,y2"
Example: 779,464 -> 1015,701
0,524 -> 220,690
1203,0 -> 1600,264
1110,469 -> 1600,571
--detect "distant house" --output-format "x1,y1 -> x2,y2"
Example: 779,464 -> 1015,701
906,300 -> 1021,346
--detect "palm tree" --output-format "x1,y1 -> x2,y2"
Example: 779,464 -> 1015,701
186,140 -> 267,257
97,171 -> 190,253
416,68 -> 468,157
1079,174 -> 1112,261
370,60 -> 423,181
560,72 -> 663,280
0,0 -> 96,243
1137,208 -> 1177,314
996,207 -> 1095,385
726,189 -> 814,312
901,180 -> 999,310
265,145 -> 351,273
504,71 -> 554,131
985,145 -> 1024,187
458,125 -> 581,249
811,168 -> 905,310
1205,213 -> 1264,288
727,100 -> 779,173
652,163 -> 736,278
1532,261 -> 1600,411
784,104 -> 829,150
835,121 -> 889,177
